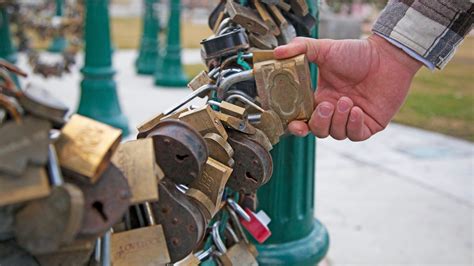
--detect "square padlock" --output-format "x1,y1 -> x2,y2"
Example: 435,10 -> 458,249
254,54 -> 314,128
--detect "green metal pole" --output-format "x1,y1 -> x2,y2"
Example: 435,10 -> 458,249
77,0 -> 129,135
255,1 -> 330,265
0,7 -> 17,64
154,0 -> 187,87
47,0 -> 67,53
136,0 -> 160,75
0,6 -> 19,86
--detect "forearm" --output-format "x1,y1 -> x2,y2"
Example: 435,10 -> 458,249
372,0 -> 473,69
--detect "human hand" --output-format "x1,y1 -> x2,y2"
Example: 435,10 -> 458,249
274,34 -> 422,141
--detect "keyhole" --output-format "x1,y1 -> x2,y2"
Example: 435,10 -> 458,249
245,171 -> 258,183
92,201 -> 108,221
175,154 -> 189,162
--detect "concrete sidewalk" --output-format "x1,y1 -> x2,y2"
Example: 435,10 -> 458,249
17,50 -> 474,266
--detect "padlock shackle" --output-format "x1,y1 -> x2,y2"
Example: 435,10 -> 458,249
211,221 -> 227,253
226,93 -> 264,113
143,202 -> 156,226
226,206 -> 251,244
227,198 -> 251,222
216,17 -> 232,35
219,69 -> 253,94
163,84 -> 217,116
194,246 -> 215,261
47,144 -> 64,186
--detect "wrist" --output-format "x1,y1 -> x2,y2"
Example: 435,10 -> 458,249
368,34 -> 422,77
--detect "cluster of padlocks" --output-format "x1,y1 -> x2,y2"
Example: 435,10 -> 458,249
3,0 -> 84,77
0,0 -> 316,265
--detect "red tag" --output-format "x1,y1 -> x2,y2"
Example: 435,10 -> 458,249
239,208 -> 271,243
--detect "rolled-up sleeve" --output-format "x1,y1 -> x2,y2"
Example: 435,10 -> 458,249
372,0 -> 473,69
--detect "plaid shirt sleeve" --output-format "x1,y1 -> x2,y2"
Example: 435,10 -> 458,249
372,0 -> 473,69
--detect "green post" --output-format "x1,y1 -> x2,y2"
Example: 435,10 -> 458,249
255,1 -> 330,265
154,0 -> 187,87
47,0 -> 67,53
77,0 -> 129,135
0,6 -> 19,86
136,0 -> 160,75
0,7 -> 17,64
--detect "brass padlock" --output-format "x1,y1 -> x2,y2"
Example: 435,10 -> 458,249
178,105 -> 228,140
0,116 -> 50,176
111,138 -> 160,204
137,108 -> 190,139
212,221 -> 258,266
203,133 -> 234,167
55,114 -> 122,184
253,0 -> 280,36
227,131 -> 273,193
211,101 -> 247,120
246,128 -> 273,151
277,0 -> 291,11
0,166 -> 51,207
65,164 -> 131,239
146,119 -> 208,185
290,0 -> 309,16
226,0 -> 269,35
187,157 -> 233,219
254,54 -> 314,127
110,203 -> 171,266
267,5 -> 296,44
252,49 -> 275,63
253,110 -> 285,145
187,70 -> 212,92
214,111 -> 257,135
151,180 -> 207,263
249,31 -> 278,50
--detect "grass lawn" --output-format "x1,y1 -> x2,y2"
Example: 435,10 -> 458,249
111,17 -> 211,49
394,37 -> 474,141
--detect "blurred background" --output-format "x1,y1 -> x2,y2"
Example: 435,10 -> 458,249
8,0 -> 474,265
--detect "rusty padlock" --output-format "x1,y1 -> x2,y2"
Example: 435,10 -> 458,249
146,119 -> 208,185
226,0 -> 269,35
65,164 -> 131,239
226,131 -> 273,193
151,180 -> 207,263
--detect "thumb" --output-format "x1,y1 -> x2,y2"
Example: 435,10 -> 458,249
274,37 -> 330,65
